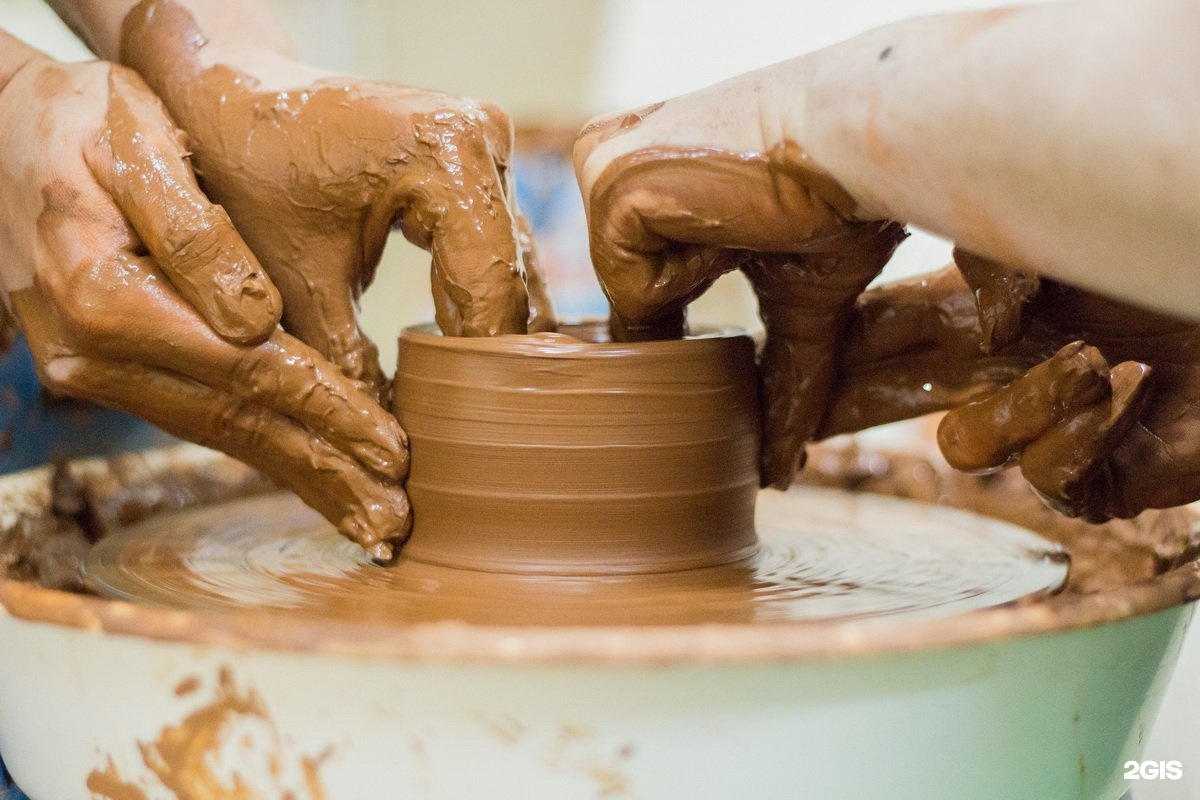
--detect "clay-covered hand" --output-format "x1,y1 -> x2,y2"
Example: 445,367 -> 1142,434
120,0 -> 555,399
825,252 -> 1200,522
0,47 -> 409,558
573,82 -> 905,487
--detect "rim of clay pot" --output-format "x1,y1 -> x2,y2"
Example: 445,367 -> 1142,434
1,445 -> 1198,665
399,319 -> 751,356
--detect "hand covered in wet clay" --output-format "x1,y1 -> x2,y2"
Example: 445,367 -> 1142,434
824,252 -> 1200,522
0,38 -> 409,558
574,81 -> 906,487
118,0 -> 555,399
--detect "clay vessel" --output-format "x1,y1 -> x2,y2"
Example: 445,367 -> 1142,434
391,320 -> 760,575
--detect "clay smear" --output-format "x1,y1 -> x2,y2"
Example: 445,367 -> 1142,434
87,667 -> 328,800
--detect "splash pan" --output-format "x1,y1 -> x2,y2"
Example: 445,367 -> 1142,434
0,444 -> 1196,800
85,487 -> 1067,626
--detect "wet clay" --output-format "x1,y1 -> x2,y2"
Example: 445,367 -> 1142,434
85,484 -> 1068,627
120,0 -> 552,391
5,443 -> 1195,655
0,447 -> 271,592
391,321 -> 761,575
98,68 -> 281,346
823,255 -> 1200,522
87,666 -> 328,800
798,444 -> 1197,596
585,141 -> 905,488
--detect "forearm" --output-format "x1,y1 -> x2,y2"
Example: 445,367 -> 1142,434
44,0 -> 293,62
775,0 -> 1200,317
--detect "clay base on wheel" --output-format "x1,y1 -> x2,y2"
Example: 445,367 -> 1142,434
85,482 -> 1068,627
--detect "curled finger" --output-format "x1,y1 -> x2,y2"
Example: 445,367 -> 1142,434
937,341 -> 1110,472
40,356 -> 410,558
89,66 -> 281,344
1019,360 -> 1153,520
395,106 -> 528,336
743,227 -> 905,488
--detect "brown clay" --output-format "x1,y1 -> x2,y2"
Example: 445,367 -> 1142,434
85,482 -> 1068,627
825,255 -> 1200,521
391,321 -> 760,575
78,336 -> 1069,628
0,54 -> 409,558
4,445 -> 1196,663
88,667 -> 328,800
585,141 -> 905,488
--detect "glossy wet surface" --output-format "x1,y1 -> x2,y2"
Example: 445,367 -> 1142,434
87,486 -> 1069,626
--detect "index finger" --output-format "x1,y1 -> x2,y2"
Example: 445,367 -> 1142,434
88,66 -> 281,345
394,103 -> 530,337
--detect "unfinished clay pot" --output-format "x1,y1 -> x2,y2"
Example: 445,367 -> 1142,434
391,320 -> 760,575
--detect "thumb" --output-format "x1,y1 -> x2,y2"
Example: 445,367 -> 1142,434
89,66 -> 280,344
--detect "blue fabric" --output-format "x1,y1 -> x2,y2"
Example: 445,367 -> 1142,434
0,335 -> 174,475
0,754 -> 30,800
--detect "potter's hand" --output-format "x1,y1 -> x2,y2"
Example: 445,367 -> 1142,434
118,0 -> 555,399
574,84 -> 905,487
0,42 -> 409,558
825,254 -> 1200,522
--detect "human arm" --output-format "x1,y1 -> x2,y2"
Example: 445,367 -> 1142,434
574,0 -> 1200,487
577,0 -> 1200,317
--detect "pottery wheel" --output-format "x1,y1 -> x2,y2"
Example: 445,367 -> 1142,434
86,486 -> 1068,626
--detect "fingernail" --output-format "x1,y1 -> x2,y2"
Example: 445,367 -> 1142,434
367,541 -> 394,561
211,270 -> 282,345
360,435 -> 409,483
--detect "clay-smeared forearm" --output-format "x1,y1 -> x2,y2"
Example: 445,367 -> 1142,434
789,0 -> 1200,318
578,0 -> 1199,319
